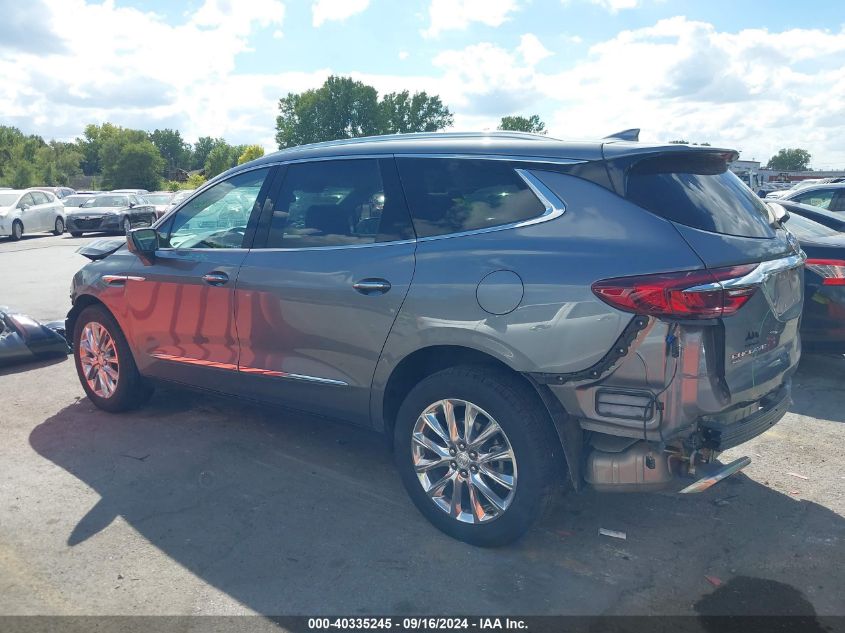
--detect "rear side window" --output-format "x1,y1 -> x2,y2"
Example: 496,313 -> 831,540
626,154 -> 775,238
792,189 -> 836,210
396,158 -> 546,238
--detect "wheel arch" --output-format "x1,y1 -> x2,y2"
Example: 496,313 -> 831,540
66,294 -> 113,341
376,344 -> 579,488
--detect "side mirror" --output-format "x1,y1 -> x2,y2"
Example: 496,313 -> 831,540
127,227 -> 158,265
128,202 -> 136,208
20,203 -> 30,211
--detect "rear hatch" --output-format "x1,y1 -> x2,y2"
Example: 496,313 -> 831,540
620,151 -> 804,404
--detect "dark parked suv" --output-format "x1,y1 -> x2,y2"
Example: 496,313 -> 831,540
67,132 -> 804,545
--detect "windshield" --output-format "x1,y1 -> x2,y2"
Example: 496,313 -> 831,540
145,194 -> 172,205
170,190 -> 193,204
0,193 -> 19,206
784,213 -> 840,240
63,195 -> 93,206
84,195 -> 129,208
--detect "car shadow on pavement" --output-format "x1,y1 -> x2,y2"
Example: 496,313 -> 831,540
0,355 -> 68,377
29,388 -> 845,617
789,353 -> 845,423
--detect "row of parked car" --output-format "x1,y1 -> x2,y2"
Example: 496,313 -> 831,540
0,187 -> 195,240
61,132 -> 845,546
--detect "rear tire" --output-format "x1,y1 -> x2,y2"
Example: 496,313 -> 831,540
70,231 -> 83,237
394,365 -> 560,547
53,217 -> 65,236
73,305 -> 153,412
10,220 -> 23,241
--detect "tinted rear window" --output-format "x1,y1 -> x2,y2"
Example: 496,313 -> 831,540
626,154 -> 775,238
396,158 -> 546,238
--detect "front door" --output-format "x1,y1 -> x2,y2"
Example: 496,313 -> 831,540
123,167 -> 275,391
235,157 -> 416,425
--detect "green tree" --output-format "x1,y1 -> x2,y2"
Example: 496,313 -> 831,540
276,75 -> 382,148
97,126 -> 163,190
78,122 -> 124,176
378,90 -> 453,134
192,136 -> 225,170
766,148 -> 812,171
204,143 -> 234,178
185,173 -> 206,189
34,141 -> 83,185
0,126 -> 47,187
498,115 -> 546,135
150,128 -> 191,171
238,144 -> 265,164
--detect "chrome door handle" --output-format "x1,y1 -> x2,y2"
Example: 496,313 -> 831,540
202,271 -> 229,286
352,279 -> 391,295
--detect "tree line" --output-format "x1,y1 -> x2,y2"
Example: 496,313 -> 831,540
0,123 -> 267,191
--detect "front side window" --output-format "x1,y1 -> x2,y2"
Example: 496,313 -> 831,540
793,189 -> 835,209
162,168 -> 270,249
30,191 -> 49,205
396,158 -> 546,238
19,193 -> 35,208
266,158 -> 412,248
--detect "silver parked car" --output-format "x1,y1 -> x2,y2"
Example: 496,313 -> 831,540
775,182 -> 845,211
66,132 -> 804,545
0,189 -> 66,240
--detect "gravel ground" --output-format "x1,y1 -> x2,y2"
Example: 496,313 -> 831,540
1,233 -> 843,620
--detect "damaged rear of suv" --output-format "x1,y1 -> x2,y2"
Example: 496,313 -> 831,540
67,132 -> 803,546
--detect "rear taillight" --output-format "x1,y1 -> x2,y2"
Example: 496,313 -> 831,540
805,259 -> 845,286
592,264 -> 758,319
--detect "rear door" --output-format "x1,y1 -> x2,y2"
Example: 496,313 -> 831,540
122,166 -> 275,391
623,152 -> 803,402
29,192 -> 52,231
234,157 -> 416,425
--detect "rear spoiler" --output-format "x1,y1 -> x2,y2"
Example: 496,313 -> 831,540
603,128 -> 640,142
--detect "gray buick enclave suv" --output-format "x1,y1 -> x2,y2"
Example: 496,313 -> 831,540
67,132 -> 804,546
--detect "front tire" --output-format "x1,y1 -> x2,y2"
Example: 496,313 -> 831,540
394,366 -> 561,547
70,231 -> 83,238
10,220 -> 23,241
53,216 -> 65,235
73,305 -> 153,412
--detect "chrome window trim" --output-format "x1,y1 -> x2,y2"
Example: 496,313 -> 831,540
158,157 -> 569,252
415,167 -> 566,244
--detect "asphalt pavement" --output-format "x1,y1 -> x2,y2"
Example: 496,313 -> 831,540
1,233 -> 843,620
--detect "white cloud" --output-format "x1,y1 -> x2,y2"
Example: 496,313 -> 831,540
517,34 -> 552,66
3,4 -> 845,167
589,0 -> 641,12
398,51 -> 409,60
312,0 -> 370,27
422,0 -> 519,38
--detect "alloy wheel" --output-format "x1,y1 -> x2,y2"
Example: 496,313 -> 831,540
55,217 -> 64,234
78,322 -> 120,398
411,399 -> 517,524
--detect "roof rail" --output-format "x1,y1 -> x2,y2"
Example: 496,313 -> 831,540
277,130 -> 551,153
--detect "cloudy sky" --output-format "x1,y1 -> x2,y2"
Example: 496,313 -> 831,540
2,0 -> 844,167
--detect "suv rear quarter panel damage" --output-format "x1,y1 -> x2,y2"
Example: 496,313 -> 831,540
371,171 -> 705,429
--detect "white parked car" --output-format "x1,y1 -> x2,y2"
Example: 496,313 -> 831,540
0,189 -> 66,241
